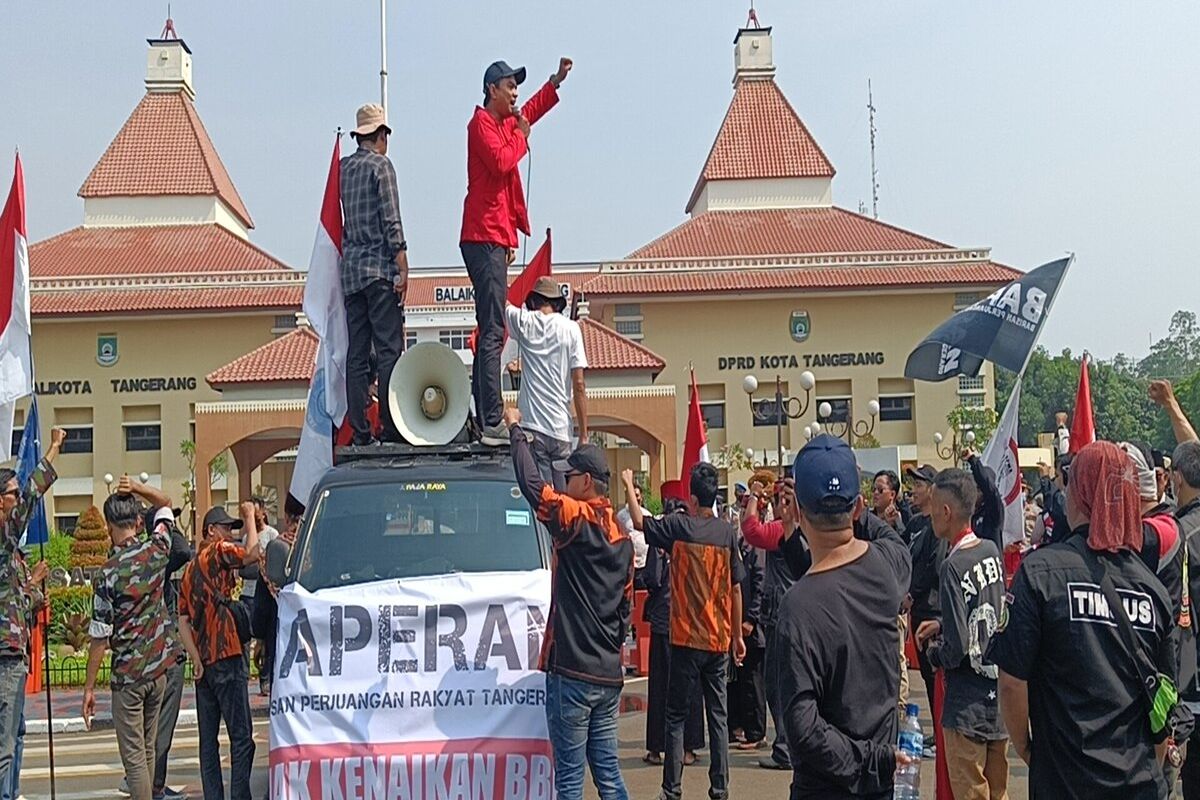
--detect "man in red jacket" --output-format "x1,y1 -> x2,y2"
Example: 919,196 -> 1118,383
461,56 -> 572,446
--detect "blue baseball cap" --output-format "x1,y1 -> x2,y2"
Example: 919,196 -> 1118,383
792,434 -> 861,513
483,61 -> 526,91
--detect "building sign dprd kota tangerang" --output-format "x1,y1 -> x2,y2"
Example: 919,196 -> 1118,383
718,352 -> 886,371
33,376 -> 199,395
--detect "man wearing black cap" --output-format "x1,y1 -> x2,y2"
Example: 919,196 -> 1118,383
504,406 -> 632,800
341,102 -> 408,445
178,504 -> 262,800
506,275 -> 588,486
777,435 -> 913,798
463,57 -> 572,446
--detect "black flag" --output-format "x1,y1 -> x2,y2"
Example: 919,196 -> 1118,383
904,256 -> 1071,381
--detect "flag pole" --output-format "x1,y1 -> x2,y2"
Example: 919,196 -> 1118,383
379,0 -> 388,117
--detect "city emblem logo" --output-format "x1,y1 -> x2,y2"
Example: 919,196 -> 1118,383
96,334 -> 119,367
789,310 -> 811,343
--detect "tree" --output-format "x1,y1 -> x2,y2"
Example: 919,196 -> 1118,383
946,405 -> 999,451
179,440 -> 229,535
1139,310 -> 1200,380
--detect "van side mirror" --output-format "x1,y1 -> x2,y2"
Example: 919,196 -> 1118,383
264,538 -> 292,588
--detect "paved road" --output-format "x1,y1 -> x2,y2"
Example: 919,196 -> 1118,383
18,677 -> 1029,799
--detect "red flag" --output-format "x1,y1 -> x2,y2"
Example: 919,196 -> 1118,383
468,229 -> 553,354
1068,354 -> 1095,454
680,368 -> 709,484
1,154 -> 33,454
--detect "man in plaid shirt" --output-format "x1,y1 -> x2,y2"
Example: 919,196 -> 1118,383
340,102 -> 408,445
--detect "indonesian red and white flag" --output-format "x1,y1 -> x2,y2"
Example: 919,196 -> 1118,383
0,154 -> 32,453
290,137 -> 347,507
1068,354 -> 1096,455
982,380 -> 1025,546
680,368 -> 709,484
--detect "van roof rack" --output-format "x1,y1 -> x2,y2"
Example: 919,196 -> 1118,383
335,440 -> 510,466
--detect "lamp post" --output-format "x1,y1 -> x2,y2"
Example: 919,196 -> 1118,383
933,429 -> 975,463
103,473 -> 114,495
743,371 -> 815,477
819,398 -> 880,446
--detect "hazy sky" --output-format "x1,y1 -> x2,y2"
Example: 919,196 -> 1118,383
3,2 -> 1197,360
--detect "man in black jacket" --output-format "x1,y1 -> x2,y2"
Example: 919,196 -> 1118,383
729,532 -> 766,749
904,464 -> 940,713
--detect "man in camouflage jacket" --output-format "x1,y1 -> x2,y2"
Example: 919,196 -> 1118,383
83,490 -> 181,800
0,426 -> 64,793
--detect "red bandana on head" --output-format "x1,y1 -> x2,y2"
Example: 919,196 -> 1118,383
1070,440 -> 1143,554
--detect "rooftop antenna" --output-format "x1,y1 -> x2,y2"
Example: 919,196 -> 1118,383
747,1 -> 761,28
867,79 -> 880,219
161,5 -> 178,39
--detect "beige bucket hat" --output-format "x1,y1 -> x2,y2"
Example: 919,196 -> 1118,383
352,103 -> 391,137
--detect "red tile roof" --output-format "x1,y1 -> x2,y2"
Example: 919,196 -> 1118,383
78,92 -> 254,229
687,79 -> 835,213
29,224 -> 290,278
207,327 -> 317,387
206,318 -> 664,387
627,207 -> 949,260
32,283 -> 303,317
582,261 -> 1020,297
579,318 -> 665,372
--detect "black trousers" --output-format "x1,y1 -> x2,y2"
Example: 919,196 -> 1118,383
645,632 -> 705,754
196,656 -> 255,800
763,622 -> 791,767
461,242 -> 508,429
663,645 -> 730,800
345,278 -> 404,441
729,642 -> 766,743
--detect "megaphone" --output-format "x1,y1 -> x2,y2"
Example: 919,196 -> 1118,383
388,342 -> 472,446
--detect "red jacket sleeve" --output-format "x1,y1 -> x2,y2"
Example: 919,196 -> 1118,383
741,513 -> 783,551
468,113 -> 528,176
521,81 -> 560,127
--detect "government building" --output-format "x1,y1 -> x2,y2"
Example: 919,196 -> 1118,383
13,20 -> 1015,528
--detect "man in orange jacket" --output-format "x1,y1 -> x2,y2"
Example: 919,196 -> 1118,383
461,57 -> 572,446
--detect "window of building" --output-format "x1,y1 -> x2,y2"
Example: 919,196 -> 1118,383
405,330 -> 418,350
959,393 -> 986,408
957,375 -> 985,393
54,515 -> 78,534
9,428 -> 21,458
61,427 -> 94,454
816,397 -> 851,424
613,304 -> 643,341
700,403 -> 725,431
125,424 -> 162,452
954,292 -> 981,310
438,329 -> 473,351
273,314 -> 298,334
879,395 -> 914,422
752,399 -> 785,427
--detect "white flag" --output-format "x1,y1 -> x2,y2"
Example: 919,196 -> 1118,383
982,381 -> 1024,546
0,155 -> 33,452
290,138 -> 347,507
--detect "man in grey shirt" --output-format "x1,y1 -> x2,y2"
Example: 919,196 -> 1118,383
340,103 -> 409,445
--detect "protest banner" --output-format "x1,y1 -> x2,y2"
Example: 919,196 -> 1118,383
269,570 -> 553,800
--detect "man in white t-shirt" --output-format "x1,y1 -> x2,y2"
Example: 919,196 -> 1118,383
615,482 -> 650,569
505,276 -> 588,489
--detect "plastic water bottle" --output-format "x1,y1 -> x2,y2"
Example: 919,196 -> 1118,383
894,703 -> 923,799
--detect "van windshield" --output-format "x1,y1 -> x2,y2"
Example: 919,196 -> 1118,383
296,478 -> 547,591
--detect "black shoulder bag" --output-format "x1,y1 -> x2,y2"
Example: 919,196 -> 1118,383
1082,547 -> 1192,765
199,561 -> 253,645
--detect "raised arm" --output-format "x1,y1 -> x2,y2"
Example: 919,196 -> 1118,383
118,474 -> 171,514
507,409 -> 547,509
1150,380 -> 1199,444
521,59 -> 569,126
967,453 -> 1004,550
239,501 -> 261,566
7,427 -> 65,545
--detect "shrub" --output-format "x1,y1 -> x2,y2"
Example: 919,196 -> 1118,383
71,506 -> 108,571
42,531 -> 73,574
48,585 -> 93,647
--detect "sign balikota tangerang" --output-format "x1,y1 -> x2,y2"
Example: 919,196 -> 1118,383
269,571 -> 553,800
904,256 -> 1072,382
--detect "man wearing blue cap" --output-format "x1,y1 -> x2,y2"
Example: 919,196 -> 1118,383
462,56 -> 572,446
776,434 -> 914,798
